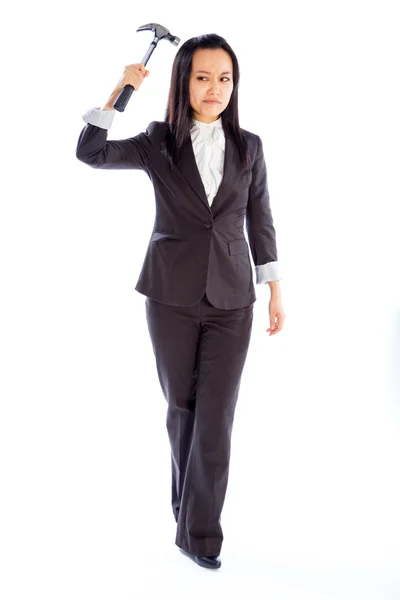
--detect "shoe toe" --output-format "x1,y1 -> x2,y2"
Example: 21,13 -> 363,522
194,555 -> 221,569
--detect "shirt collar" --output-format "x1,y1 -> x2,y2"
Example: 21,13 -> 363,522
190,116 -> 223,133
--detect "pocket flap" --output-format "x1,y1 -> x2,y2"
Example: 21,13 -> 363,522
150,231 -> 183,242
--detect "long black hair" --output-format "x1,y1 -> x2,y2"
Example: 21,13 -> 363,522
161,33 -> 250,172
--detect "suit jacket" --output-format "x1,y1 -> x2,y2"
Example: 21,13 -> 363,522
76,120 -> 278,310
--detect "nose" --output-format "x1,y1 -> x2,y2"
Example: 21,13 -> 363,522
208,78 -> 221,96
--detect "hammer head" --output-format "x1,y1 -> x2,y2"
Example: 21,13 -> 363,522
137,22 -> 180,45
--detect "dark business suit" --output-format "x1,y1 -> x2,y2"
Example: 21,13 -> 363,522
76,118 -> 278,555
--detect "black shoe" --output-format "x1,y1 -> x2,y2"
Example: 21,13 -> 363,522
179,548 -> 221,569
194,555 -> 221,569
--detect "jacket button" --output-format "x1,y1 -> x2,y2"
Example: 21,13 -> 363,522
203,220 -> 212,229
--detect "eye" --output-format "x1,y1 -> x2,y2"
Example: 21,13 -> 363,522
197,77 -> 231,82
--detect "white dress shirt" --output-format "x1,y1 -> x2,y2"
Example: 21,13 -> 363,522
81,107 -> 283,283
189,117 -> 225,206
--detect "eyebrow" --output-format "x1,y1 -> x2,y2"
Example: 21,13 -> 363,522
195,70 -> 232,75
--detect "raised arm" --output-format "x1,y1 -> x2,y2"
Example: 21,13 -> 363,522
76,111 -> 150,170
76,63 -> 151,170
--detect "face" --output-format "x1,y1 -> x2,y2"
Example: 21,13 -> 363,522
189,48 -> 234,123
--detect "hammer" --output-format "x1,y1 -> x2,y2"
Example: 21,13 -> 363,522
113,22 -> 180,112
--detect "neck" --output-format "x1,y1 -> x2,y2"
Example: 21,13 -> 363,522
192,114 -> 221,124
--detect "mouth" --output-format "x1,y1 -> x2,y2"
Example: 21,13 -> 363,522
204,100 -> 221,104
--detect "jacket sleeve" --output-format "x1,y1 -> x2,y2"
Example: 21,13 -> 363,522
76,107 -> 150,170
246,135 -> 283,283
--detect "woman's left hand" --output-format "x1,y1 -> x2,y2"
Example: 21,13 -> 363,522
267,297 -> 286,336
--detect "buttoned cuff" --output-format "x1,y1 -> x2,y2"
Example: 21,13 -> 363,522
82,106 -> 115,130
255,261 -> 284,284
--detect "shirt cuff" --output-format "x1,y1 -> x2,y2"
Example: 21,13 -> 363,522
82,106 -> 115,130
255,261 -> 284,284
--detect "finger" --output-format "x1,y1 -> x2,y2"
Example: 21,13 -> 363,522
271,319 -> 284,334
267,325 -> 280,335
267,317 -> 283,334
272,313 -> 285,328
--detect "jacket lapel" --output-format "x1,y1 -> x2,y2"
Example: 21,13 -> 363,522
175,128 -> 245,215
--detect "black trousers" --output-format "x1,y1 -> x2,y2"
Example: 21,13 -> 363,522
145,292 -> 254,556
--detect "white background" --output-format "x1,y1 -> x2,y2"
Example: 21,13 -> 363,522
1,1 -> 400,598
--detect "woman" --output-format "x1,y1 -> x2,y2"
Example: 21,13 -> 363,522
76,33 -> 286,569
